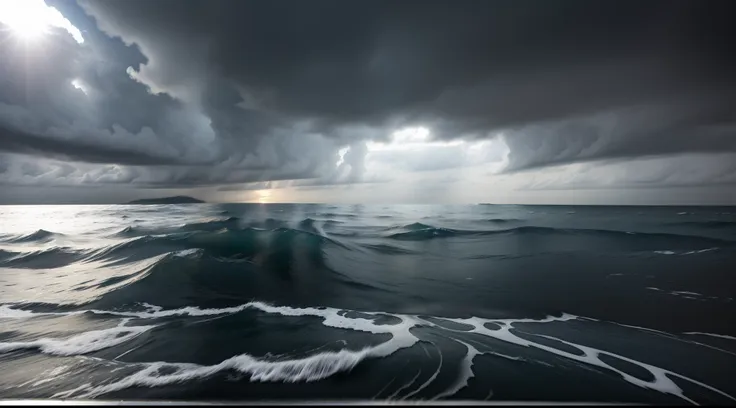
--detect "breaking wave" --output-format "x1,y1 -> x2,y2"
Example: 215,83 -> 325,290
2,302 -> 734,404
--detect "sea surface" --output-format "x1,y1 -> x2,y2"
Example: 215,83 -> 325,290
1,204 -> 735,404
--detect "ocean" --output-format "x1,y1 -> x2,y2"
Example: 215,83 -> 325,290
0,203 -> 735,404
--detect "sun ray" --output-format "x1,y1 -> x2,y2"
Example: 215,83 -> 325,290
0,0 -> 84,43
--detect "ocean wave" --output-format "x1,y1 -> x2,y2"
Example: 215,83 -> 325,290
5,301 -> 734,403
0,246 -> 89,269
667,220 -> 736,229
683,332 -> 736,341
1,229 -> 63,243
100,225 -> 347,262
486,218 -> 522,223
388,227 -> 460,240
645,287 -> 732,303
0,226 -> 361,307
0,319 -> 155,356
63,229 -> 355,308
359,243 -> 419,255
111,226 -> 139,237
178,217 -> 241,232
386,224 -> 734,244
316,212 -> 357,219
652,247 -> 720,256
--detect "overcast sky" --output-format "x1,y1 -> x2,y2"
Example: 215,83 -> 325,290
1,0 -> 735,204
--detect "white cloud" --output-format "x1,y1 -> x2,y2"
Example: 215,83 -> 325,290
0,0 -> 84,43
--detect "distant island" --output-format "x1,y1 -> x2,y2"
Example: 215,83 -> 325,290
127,196 -> 205,204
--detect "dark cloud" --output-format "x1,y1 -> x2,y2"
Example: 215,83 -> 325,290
0,0 -> 735,203
78,0 -> 736,172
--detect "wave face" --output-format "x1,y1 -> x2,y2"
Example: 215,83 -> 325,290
1,203 -> 735,403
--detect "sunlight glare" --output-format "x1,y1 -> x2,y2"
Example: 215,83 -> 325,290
0,0 -> 84,43
256,189 -> 272,204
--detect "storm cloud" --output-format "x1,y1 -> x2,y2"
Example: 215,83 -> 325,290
0,0 -> 735,203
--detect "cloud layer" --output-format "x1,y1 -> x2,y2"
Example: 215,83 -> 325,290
0,0 -> 734,203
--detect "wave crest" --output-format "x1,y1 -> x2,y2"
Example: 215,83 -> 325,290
1,229 -> 62,243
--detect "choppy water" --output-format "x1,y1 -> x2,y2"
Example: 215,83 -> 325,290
1,204 -> 735,404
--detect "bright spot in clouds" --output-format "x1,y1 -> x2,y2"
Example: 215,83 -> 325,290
367,126 -> 464,152
360,126 -> 510,179
71,79 -> 88,95
256,189 -> 271,203
392,126 -> 430,143
336,147 -> 349,167
0,0 -> 84,43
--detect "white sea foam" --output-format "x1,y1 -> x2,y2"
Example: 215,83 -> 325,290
32,365 -> 72,387
644,288 -> 729,303
582,315 -> 736,358
17,365 -> 72,388
423,316 -> 736,403
0,305 -> 42,318
69,344 -> 388,398
683,332 -> 736,341
386,369 -> 422,399
434,340 -> 482,399
171,248 -> 203,258
373,374 -> 399,399
402,343 -> 443,399
49,303 -> 420,398
0,320 -> 154,356
652,248 -> 718,256
7,302 -> 735,403
672,291 -> 703,297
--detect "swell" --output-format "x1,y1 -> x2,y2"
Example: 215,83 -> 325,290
2,221 -> 350,273
112,217 -> 344,239
666,220 -> 736,229
359,243 -> 419,255
0,247 -> 91,269
486,218 -> 522,224
386,224 -> 734,245
314,212 -> 358,219
100,226 -> 347,262
61,227 -> 355,307
111,217 -> 242,237
6,223 -> 729,270
0,229 -> 63,243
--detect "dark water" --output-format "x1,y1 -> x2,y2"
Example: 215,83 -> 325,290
1,204 -> 735,404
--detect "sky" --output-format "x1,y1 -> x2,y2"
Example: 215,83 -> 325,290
0,0 -> 735,205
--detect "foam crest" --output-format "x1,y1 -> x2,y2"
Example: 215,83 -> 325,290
646,288 -> 730,303
683,332 -> 736,341
3,229 -> 61,243
654,247 -> 721,256
66,329 -> 416,398
0,320 -> 154,356
7,302 -> 735,403
0,305 -> 86,319
172,248 -> 204,258
427,315 -> 736,403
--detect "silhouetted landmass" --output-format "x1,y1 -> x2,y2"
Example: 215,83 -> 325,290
127,196 -> 205,204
